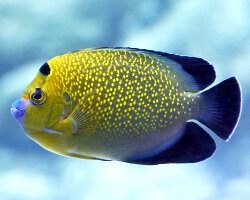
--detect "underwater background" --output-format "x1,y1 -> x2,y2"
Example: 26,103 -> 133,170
0,0 -> 249,199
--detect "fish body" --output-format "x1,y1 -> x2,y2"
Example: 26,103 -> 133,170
11,48 -> 242,164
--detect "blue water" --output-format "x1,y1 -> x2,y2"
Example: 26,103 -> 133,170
1,1 -> 250,199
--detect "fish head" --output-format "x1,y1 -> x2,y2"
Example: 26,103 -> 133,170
11,67 -> 64,134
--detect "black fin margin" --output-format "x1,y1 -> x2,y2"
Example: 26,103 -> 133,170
198,77 -> 242,140
125,122 -> 216,165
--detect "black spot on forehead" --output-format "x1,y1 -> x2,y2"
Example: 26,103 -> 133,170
39,62 -> 50,76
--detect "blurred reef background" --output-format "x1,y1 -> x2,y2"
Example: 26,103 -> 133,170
0,0 -> 250,199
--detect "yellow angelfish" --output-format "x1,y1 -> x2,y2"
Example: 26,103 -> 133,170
11,48 -> 242,164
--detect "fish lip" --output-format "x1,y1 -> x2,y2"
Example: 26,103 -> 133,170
11,107 -> 25,123
10,99 -> 26,123
10,107 -> 18,118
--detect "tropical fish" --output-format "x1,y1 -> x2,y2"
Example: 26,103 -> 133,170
11,48 -> 242,165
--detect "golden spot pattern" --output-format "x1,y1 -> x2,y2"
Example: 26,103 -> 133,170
48,49 -> 199,138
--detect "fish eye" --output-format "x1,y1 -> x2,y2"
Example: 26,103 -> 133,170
30,88 -> 46,105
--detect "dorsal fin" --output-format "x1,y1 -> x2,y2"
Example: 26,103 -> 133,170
96,47 -> 216,91
162,53 -> 216,91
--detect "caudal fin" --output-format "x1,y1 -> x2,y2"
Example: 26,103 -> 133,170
198,77 -> 242,141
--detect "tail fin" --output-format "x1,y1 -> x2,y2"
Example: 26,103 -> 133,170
198,77 -> 242,141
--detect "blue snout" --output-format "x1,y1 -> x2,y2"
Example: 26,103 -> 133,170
11,99 -> 26,124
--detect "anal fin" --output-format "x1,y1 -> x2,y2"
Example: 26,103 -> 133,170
126,122 -> 216,165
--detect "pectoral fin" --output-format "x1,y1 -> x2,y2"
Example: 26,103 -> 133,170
52,103 -> 96,135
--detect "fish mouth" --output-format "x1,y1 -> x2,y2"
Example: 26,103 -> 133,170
10,99 -> 26,124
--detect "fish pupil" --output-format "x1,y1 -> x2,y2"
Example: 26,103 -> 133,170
34,88 -> 42,99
